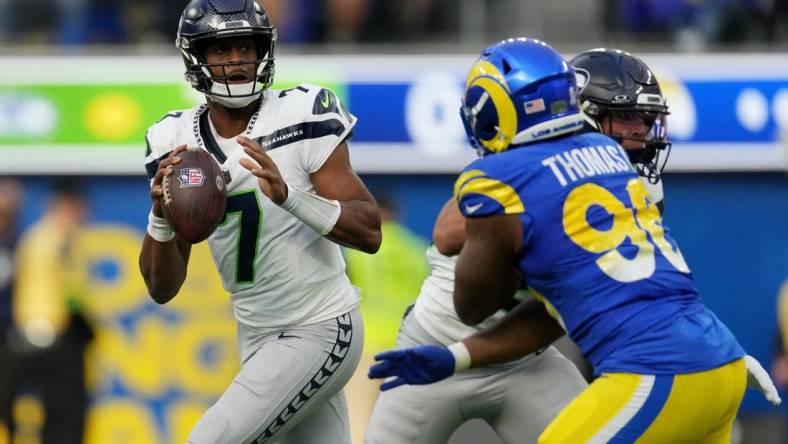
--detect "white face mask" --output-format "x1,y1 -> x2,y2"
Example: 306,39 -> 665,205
206,81 -> 263,108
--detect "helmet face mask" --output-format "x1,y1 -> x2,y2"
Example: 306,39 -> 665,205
571,48 -> 671,183
602,110 -> 671,184
177,0 -> 276,108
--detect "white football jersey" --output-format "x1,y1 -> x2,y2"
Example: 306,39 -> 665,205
144,84 -> 359,328
412,245 -> 512,345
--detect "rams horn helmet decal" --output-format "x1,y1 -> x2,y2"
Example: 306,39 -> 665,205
460,38 -> 585,156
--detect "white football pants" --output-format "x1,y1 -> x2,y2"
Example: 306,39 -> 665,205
366,310 -> 586,444
189,307 -> 363,444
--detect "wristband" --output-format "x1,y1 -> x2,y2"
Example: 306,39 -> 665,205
147,210 -> 175,242
447,341 -> 472,372
280,184 -> 341,235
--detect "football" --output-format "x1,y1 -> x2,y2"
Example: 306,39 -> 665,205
160,147 -> 227,243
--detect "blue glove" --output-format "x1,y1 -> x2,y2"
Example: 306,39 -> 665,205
368,345 -> 456,391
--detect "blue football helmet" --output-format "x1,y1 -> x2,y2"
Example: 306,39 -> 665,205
176,0 -> 276,108
460,38 -> 585,156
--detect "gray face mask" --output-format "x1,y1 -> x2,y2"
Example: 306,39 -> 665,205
206,81 -> 263,108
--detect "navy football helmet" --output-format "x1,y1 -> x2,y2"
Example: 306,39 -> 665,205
460,38 -> 585,156
176,0 -> 276,108
570,48 -> 671,183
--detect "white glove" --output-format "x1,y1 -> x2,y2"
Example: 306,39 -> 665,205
745,355 -> 782,406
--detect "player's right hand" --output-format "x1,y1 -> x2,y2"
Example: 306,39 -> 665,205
368,345 -> 456,391
150,144 -> 187,217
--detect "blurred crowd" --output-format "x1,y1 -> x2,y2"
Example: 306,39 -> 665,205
0,0 -> 459,45
0,0 -> 786,49
605,0 -> 788,50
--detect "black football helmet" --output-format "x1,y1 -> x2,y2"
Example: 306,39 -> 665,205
176,0 -> 276,107
570,48 -> 670,183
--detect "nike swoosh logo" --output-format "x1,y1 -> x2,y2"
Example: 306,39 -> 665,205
464,202 -> 484,214
278,332 -> 300,340
320,93 -> 330,109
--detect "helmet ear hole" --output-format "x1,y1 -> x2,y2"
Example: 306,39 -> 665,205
501,59 -> 513,75
479,122 -> 497,139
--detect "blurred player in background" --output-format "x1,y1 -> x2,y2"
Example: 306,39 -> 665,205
0,178 -> 23,443
370,38 -> 779,443
772,280 -> 788,386
139,1 -> 381,443
365,47 -> 674,444
10,179 -> 93,444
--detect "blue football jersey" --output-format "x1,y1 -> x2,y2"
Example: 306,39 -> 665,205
455,132 -> 744,374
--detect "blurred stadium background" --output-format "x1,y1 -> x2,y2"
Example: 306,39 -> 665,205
0,0 -> 787,443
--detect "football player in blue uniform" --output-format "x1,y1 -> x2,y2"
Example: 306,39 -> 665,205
369,38 -> 779,443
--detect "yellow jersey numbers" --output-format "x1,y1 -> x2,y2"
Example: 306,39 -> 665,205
563,179 -> 689,283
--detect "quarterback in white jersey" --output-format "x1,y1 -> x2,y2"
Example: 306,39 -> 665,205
144,85 -> 363,329
139,1 -> 380,444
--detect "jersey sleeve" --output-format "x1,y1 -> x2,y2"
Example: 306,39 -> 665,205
143,128 -> 169,182
143,110 -> 191,183
299,86 -> 358,173
453,159 -> 526,218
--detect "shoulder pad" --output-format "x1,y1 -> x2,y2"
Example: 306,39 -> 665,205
144,105 -> 203,180
146,107 -> 201,156
251,84 -> 357,152
454,157 -> 526,218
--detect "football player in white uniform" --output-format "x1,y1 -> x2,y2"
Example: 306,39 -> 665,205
365,49 -> 681,444
138,1 -> 381,443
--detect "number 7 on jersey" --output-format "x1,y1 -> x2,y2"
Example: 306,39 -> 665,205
220,190 -> 262,283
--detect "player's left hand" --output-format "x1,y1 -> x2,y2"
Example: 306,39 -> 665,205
368,345 -> 456,391
745,355 -> 782,406
238,136 -> 288,205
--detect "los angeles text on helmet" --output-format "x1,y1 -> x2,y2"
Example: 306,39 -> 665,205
528,119 -> 585,141
541,144 -> 635,187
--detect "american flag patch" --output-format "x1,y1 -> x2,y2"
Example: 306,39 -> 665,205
178,168 -> 206,188
524,98 -> 546,114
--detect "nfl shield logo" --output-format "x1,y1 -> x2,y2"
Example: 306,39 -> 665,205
178,168 -> 206,188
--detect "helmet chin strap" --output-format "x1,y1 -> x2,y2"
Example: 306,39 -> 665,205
206,81 -> 262,108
